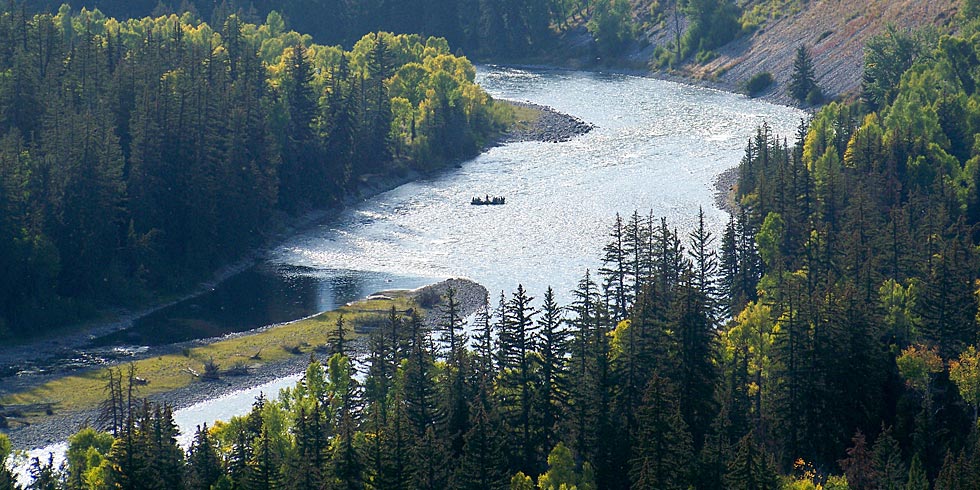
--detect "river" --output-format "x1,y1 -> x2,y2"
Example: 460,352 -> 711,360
12,65 -> 803,480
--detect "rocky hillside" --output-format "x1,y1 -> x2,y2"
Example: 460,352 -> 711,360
556,0 -> 959,103
696,0 -> 957,101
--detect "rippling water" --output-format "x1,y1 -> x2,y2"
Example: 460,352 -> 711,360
14,66 -> 803,476
269,66 -> 804,305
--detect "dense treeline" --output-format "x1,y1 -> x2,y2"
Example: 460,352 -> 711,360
29,0 -> 584,58
724,9 -> 980,487
16,4 -> 980,490
13,10 -> 980,490
0,6 -> 508,338
4,207 -> 736,490
34,0 -> 744,64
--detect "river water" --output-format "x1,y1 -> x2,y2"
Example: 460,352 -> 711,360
267,66 -> 804,306
13,65 -> 802,479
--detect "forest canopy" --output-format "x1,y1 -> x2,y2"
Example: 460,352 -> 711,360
0,6 -> 509,338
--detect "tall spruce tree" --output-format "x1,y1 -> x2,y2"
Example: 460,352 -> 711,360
789,44 -> 820,104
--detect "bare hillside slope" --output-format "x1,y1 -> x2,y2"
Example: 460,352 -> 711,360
690,0 -> 957,101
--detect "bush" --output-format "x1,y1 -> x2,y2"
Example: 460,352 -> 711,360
416,287 -> 442,308
745,72 -> 774,97
695,50 -> 717,64
654,44 -> 675,68
806,87 -> 824,105
202,357 -> 220,380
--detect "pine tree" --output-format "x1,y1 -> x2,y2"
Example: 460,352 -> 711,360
403,311 -> 443,439
600,214 -> 630,320
377,387 -> 412,490
284,402 -> 327,490
439,286 -> 467,366
872,426 -> 906,490
365,317 -> 397,486
411,425 -> 451,490
185,424 -> 222,490
536,286 -> 568,453
654,217 -> 686,309
567,269 -> 601,457
629,373 -> 694,490
438,286 -> 471,457
328,353 -> 363,490
152,405 -> 185,490
277,42 -> 320,213
246,426 -> 281,490
671,271 -> 717,451
789,44 -> 820,104
566,273 -> 615,484
497,285 -> 542,474
623,211 -> 648,307
473,294 -> 496,381
689,206 -> 719,321
724,434 -> 780,490
906,454 -> 929,490
840,430 -> 875,490
454,402 -> 510,490
719,213 -> 741,319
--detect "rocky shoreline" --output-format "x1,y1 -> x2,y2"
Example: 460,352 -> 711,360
713,166 -> 740,215
5,278 -> 488,450
502,100 -> 595,143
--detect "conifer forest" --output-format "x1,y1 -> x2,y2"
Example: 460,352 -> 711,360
8,1 -> 980,490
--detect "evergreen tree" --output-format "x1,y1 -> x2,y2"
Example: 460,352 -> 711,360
789,44 -> 820,104
599,214 -> 630,320
628,373 -> 693,490
328,353 -> 363,490
840,430 -> 875,490
689,207 -> 719,321
185,424 -> 222,490
907,454 -> 929,490
438,286 -> 471,457
277,42 -> 320,214
872,426 -> 906,490
672,271 -> 717,451
246,426 -> 281,490
454,402 -> 510,490
497,285 -> 542,474
724,434 -> 780,490
536,286 -> 568,453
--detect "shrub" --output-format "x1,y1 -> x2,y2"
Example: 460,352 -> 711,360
202,357 -> 220,380
416,287 -> 442,308
806,87 -> 824,105
695,50 -> 717,64
745,72 -> 774,97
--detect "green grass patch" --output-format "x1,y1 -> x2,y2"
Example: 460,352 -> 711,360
501,101 -> 544,133
2,292 -> 419,418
